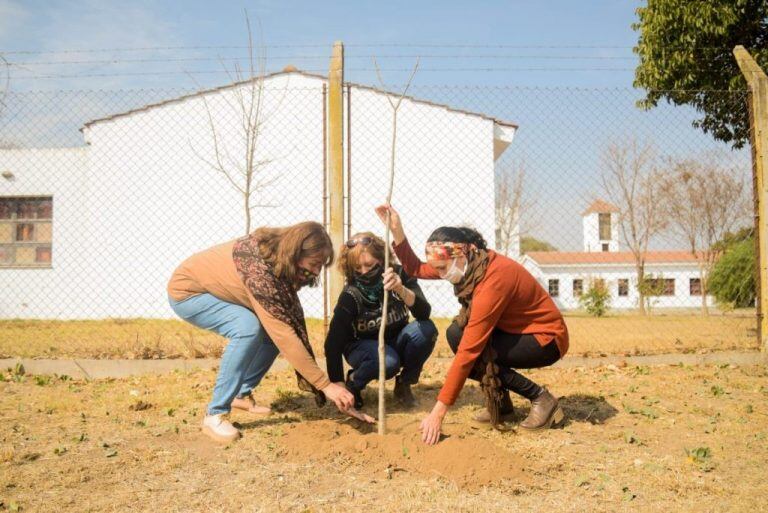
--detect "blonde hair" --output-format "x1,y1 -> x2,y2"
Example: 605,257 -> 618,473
337,231 -> 395,282
252,221 -> 333,282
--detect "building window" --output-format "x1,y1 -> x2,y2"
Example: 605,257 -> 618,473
690,278 -> 702,296
598,213 -> 611,240
548,279 -> 560,297
618,279 -> 629,297
573,279 -> 583,297
601,243 -> 609,252
645,278 -> 675,296
0,196 -> 53,267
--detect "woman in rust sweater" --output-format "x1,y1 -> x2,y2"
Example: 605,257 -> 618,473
375,206 -> 569,445
168,221 -> 372,443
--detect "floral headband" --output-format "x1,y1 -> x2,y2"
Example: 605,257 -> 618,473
425,241 -> 468,261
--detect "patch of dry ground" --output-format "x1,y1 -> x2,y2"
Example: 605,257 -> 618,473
0,310 -> 757,360
1,359 -> 766,512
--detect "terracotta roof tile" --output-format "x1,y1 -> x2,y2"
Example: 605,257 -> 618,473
581,199 -> 620,216
525,250 -> 703,266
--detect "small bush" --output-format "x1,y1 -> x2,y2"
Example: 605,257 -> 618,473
580,279 -> 611,317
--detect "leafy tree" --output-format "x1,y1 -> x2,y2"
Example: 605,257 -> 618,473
708,237 -> 756,308
633,0 -> 768,148
520,236 -> 557,254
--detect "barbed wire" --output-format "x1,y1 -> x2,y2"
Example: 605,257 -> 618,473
0,43 -> 751,56
5,54 -> 644,66
4,67 -> 642,80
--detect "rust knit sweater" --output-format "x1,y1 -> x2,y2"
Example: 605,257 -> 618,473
393,238 -> 569,406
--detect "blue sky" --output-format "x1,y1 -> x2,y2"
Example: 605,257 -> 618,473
0,0 -> 643,90
0,1 -> 753,250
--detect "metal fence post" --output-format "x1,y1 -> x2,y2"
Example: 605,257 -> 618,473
734,45 -> 768,354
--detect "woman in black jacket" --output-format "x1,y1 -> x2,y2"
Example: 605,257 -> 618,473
324,232 -> 437,409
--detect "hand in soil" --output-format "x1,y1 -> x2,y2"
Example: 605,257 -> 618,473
343,406 -> 376,424
419,411 -> 443,445
323,382 -> 355,411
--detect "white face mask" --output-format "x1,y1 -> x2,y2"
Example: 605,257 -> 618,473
442,257 -> 466,284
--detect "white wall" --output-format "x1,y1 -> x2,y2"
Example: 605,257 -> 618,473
81,73 -> 327,319
583,212 -> 618,253
347,85 -> 498,317
2,73 -> 504,320
0,148 -> 89,318
523,260 -> 715,311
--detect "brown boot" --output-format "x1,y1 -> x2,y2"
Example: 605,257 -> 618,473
473,390 -> 515,423
519,389 -> 564,431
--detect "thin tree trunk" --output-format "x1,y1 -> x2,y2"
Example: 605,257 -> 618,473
374,58 -> 419,436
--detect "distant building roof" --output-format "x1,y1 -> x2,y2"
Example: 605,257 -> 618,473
581,199 -> 620,216
525,250 -> 703,266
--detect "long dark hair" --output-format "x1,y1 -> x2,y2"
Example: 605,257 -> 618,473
426,226 -> 488,250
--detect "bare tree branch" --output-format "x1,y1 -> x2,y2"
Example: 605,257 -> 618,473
601,139 -> 666,315
658,155 -> 750,314
372,56 -> 420,436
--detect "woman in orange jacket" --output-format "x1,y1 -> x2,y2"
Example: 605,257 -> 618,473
376,205 -> 569,445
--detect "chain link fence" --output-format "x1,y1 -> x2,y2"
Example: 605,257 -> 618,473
0,72 -> 758,359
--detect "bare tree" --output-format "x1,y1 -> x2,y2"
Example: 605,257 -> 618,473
601,139 -> 666,315
495,163 -> 532,257
373,57 -> 419,436
192,12 -> 280,235
658,156 -> 749,315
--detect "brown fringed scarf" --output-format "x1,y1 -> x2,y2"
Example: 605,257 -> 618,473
232,235 -> 326,407
453,249 -> 504,427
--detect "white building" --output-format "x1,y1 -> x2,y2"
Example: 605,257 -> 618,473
0,69 -> 517,319
522,200 -> 714,311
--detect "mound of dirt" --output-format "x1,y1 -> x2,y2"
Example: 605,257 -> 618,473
278,416 -> 528,489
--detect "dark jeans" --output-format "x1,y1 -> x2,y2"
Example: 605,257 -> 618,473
446,321 -> 561,400
344,319 -> 438,390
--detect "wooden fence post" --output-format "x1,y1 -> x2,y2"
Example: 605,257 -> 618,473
734,45 -> 768,354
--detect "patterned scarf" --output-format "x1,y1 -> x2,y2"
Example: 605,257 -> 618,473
452,249 -> 504,426
354,280 -> 384,304
232,235 -> 326,407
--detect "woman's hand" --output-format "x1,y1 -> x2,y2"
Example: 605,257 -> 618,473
323,383 -> 376,424
419,401 -> 449,445
374,204 -> 405,244
322,382 -> 355,411
382,267 -> 404,295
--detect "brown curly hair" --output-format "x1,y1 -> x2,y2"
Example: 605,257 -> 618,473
252,221 -> 334,284
337,231 -> 396,282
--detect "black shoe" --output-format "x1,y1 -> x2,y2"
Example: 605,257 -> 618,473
394,376 -> 416,408
345,371 -> 364,409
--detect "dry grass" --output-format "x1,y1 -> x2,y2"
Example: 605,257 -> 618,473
1,360 -> 766,512
0,311 -> 757,360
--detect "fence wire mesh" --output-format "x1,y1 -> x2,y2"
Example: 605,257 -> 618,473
0,73 -> 758,360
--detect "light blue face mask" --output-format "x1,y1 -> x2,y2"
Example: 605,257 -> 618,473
443,257 -> 466,284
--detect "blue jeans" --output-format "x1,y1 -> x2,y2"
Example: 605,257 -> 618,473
344,320 -> 437,390
169,293 -> 280,415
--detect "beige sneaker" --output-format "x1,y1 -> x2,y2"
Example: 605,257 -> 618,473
202,413 -> 241,443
